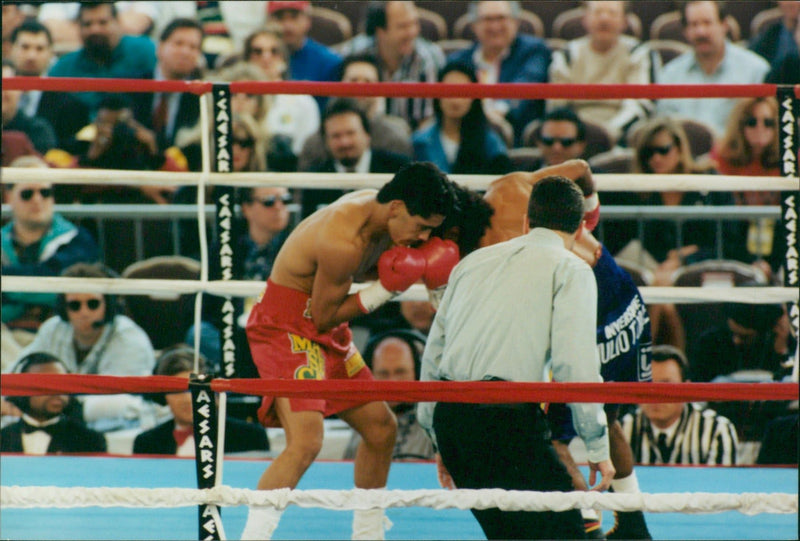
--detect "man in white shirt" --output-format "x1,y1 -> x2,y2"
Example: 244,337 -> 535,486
622,345 -> 739,465
548,1 -> 655,143
419,175 -> 614,539
656,1 -> 770,135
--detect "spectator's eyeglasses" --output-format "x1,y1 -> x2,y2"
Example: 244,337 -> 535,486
539,136 -> 577,147
254,194 -> 293,208
744,117 -> 776,128
250,46 -> 281,57
233,137 -> 255,148
643,143 -> 674,159
19,188 -> 53,201
66,299 -> 102,312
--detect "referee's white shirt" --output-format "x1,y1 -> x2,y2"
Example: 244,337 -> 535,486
418,227 -> 610,463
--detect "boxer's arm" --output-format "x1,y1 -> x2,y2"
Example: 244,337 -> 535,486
309,239 -> 365,333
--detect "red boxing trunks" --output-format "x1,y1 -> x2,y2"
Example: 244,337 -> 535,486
246,279 -> 373,427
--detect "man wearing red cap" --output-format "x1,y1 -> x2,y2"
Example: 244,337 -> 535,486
268,0 -> 342,108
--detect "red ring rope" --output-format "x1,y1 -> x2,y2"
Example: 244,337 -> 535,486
2,374 -> 796,404
5,77 -> 798,99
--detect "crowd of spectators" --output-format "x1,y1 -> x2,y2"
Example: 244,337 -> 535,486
1,1 -> 797,465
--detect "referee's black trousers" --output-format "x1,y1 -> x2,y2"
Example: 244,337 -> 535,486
434,402 -> 585,540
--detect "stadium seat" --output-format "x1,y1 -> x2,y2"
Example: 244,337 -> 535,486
309,6 -> 353,47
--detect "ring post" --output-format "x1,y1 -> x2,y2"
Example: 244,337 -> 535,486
190,373 -> 225,540
777,85 -> 799,381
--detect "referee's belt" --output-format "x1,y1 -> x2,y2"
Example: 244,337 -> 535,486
437,376 -> 537,411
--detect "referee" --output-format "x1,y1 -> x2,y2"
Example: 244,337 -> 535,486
418,176 -> 615,540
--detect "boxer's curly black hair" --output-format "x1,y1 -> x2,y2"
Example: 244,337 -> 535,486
432,182 -> 494,257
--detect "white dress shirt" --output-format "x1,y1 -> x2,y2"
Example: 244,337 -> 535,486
418,228 -> 609,462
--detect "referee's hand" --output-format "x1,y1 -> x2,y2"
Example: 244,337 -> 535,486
587,459 -> 615,492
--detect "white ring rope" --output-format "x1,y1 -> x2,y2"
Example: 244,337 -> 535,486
2,486 -> 795,516
1,276 -> 797,305
1,167 -> 797,192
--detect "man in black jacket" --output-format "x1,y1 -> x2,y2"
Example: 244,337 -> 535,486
301,98 -> 410,218
1,352 -> 106,454
133,346 -> 269,456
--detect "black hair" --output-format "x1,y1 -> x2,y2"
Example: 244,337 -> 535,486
651,344 -> 690,381
433,182 -> 494,257
159,17 -> 204,43
539,107 -> 586,142
527,175 -> 584,233
363,329 -> 426,380
679,1 -> 727,26
321,98 -> 371,136
77,1 -> 117,21
365,1 -> 388,36
337,52 -> 382,82
376,162 -> 457,219
11,19 -> 53,46
55,262 -> 119,325
724,302 -> 784,333
8,352 -> 71,413
433,61 -> 493,175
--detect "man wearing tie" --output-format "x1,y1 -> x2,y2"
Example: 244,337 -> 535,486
1,352 -> 106,454
621,345 -> 739,465
302,98 -> 410,218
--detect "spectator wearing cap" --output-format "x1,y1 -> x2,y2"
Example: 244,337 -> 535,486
268,0 -> 342,111
133,345 -> 269,456
1,352 -> 107,455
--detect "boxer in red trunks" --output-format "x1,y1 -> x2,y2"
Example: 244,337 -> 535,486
241,162 -> 459,541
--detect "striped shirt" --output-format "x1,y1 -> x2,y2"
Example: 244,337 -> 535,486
622,403 -> 739,465
338,35 -> 445,130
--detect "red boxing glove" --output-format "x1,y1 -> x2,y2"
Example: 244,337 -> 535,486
583,193 -> 600,232
419,237 -> 460,289
378,245 -> 426,292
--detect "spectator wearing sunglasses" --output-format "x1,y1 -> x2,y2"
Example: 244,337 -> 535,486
710,97 -> 785,277
15,262 -> 156,430
533,108 -> 587,168
186,186 -> 294,373
2,170 -> 99,361
603,117 -> 742,350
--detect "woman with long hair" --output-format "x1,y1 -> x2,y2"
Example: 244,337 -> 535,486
412,61 -> 511,175
711,97 -> 784,275
604,117 -> 740,350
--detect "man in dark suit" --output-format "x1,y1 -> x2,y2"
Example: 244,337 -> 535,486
141,18 -> 204,154
1,352 -> 107,454
133,346 -> 269,456
8,20 -> 90,150
301,98 -> 410,218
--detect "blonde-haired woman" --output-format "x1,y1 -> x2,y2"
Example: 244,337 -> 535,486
711,97 -> 784,277
231,113 -> 268,173
241,25 -> 320,168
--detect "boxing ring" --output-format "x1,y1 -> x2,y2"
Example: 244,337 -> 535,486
2,76 -> 799,540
